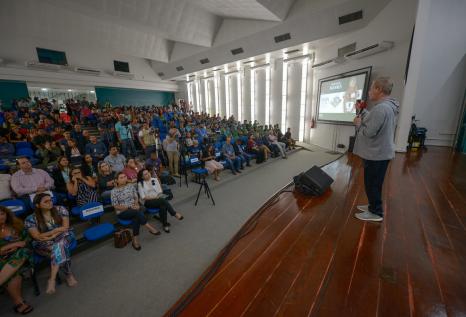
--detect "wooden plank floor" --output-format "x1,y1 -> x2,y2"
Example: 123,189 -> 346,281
164,147 -> 466,317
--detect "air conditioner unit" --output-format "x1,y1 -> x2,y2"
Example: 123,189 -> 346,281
112,71 -> 135,79
25,61 -> 61,71
344,41 -> 394,60
312,57 -> 344,69
74,66 -> 101,76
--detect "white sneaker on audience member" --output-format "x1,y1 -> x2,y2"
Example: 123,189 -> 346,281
354,211 -> 383,222
357,205 -> 369,212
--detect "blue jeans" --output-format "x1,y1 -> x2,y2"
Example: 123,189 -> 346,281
238,153 -> 251,167
121,139 -> 137,157
225,157 -> 241,173
363,159 -> 390,217
117,208 -> 147,236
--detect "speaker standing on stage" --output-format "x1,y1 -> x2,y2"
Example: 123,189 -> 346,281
353,77 -> 399,222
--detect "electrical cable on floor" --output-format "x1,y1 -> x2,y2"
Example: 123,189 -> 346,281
168,153 -> 345,317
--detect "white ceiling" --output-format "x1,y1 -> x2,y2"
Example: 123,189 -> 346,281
0,0 -> 391,79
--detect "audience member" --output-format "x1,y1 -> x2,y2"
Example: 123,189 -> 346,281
66,167 -> 98,206
201,144 -> 223,181
137,169 -> 183,233
284,128 -> 296,149
0,206 -> 33,314
65,139 -> 83,166
104,145 -> 126,173
268,131 -> 287,159
222,137 -> 241,175
145,151 -> 162,176
233,139 -> 251,169
138,122 -> 157,158
122,158 -> 141,183
11,157 -> 55,205
97,161 -> 115,201
81,154 -> 97,179
164,132 -> 180,177
110,172 -> 160,251
50,156 -> 71,196
0,173 -> 13,201
25,193 -> 77,294
0,136 -> 14,158
85,135 -> 107,163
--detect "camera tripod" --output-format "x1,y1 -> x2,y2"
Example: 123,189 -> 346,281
195,173 -> 215,206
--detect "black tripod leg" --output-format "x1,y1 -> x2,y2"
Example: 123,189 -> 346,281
195,182 -> 204,206
204,182 -> 215,205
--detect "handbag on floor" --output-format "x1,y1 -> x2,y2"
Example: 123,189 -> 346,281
114,229 -> 132,248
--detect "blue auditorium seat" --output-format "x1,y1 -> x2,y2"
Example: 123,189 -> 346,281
0,199 -> 28,216
79,202 -> 115,241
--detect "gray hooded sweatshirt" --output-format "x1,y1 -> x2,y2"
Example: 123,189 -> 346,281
353,97 -> 399,161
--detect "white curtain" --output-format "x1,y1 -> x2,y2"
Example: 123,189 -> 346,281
255,68 -> 266,124
286,62 -> 302,133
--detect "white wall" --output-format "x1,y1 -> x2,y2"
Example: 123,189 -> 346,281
0,33 -> 177,92
395,0 -> 466,149
177,0 -> 421,151
308,0 -> 417,150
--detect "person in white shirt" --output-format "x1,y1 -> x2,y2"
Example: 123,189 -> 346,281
137,169 -> 183,233
0,173 -> 13,201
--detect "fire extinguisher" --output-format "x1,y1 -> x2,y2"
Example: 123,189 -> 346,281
310,117 -> 316,129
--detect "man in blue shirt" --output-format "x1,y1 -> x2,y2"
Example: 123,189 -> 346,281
115,118 -> 136,157
85,135 -> 107,163
222,136 -> 241,175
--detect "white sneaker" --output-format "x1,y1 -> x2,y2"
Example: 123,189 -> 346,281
354,211 -> 383,222
357,205 -> 369,212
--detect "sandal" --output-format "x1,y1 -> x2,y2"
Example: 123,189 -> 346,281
13,301 -> 34,315
175,213 -> 184,220
131,242 -> 142,251
149,229 -> 161,236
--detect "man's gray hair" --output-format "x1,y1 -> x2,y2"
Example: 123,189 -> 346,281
373,77 -> 393,95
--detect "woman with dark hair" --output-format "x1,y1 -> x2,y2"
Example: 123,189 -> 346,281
66,167 -> 99,207
0,206 -> 34,314
111,172 -> 160,250
65,139 -> 82,166
81,154 -> 97,179
122,158 -> 141,183
201,144 -> 223,181
25,193 -> 77,294
137,169 -> 183,233
51,156 -> 71,195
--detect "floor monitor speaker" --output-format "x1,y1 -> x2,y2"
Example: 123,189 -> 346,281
298,166 -> 334,196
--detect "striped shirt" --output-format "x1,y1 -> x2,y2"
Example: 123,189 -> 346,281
11,168 -> 55,196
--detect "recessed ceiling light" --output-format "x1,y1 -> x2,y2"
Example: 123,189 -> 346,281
41,88 -> 48,91
90,91 -> 95,93
67,89 -> 72,92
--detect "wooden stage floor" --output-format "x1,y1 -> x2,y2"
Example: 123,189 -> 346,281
165,147 -> 466,317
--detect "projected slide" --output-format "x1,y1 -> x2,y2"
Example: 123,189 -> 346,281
317,71 -> 369,123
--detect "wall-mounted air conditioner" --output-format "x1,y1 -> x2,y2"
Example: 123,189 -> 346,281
112,71 -> 135,79
25,61 -> 61,71
311,56 -> 344,69
344,41 -> 394,60
74,66 -> 101,76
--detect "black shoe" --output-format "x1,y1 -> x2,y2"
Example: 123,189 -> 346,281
163,226 -> 170,233
240,166 -> 244,170
165,222 -> 171,227
232,171 -> 237,175
246,164 -> 251,167
131,242 -> 142,251
236,169 -> 242,173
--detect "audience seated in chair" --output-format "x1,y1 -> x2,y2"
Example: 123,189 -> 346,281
84,135 -> 107,163
201,144 -> 223,181
137,169 -> 183,233
104,145 -> 126,173
233,139 -> 251,169
0,206 -> 34,314
122,158 -> 142,184
66,167 -> 99,207
222,136 -> 241,175
97,161 -> 115,202
246,135 -> 270,163
0,136 -> 15,158
25,193 -> 77,294
11,156 -> 55,208
110,172 -> 160,251
81,154 -> 98,179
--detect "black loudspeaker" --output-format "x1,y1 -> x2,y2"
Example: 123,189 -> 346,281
298,166 -> 334,196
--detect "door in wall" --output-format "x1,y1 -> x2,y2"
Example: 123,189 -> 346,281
455,89 -> 466,153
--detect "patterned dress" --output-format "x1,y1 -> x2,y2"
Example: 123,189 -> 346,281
24,206 -> 75,274
0,227 -> 33,285
76,181 -> 99,206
